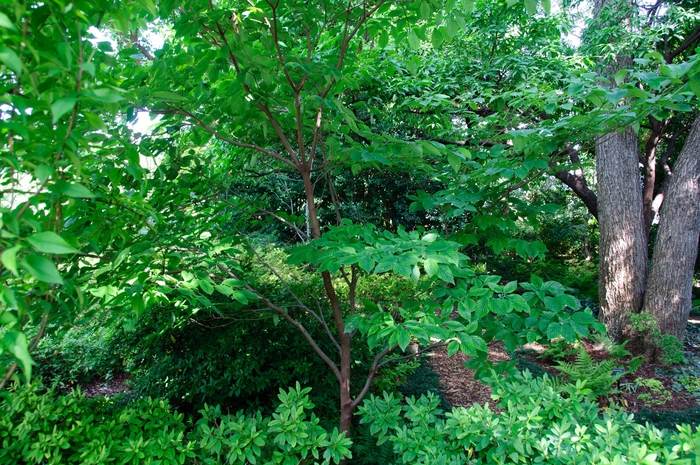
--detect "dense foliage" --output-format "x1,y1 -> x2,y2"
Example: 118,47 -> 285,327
2,0 -> 700,461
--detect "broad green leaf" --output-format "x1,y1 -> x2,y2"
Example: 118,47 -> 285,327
431,27 -> 444,48
561,324 -> 576,342
614,69 -> 628,86
546,322 -> 563,340
689,79 -> 700,99
19,254 -> 63,284
419,1 -> 431,19
541,0 -> 551,14
424,258 -> 438,277
152,91 -> 189,101
436,265 -> 454,284
62,183 -> 95,198
89,88 -> 125,103
131,294 -> 145,318
447,152 -> 461,173
27,232 -> 79,254
407,30 -> 420,50
215,284 -> 234,296
51,96 -> 78,124
1,245 -> 21,275
199,279 -> 214,295
4,331 -> 32,381
358,255 -> 375,273
0,12 -> 17,30
571,312 -> 596,325
377,32 -> 389,48
446,339 -> 460,356
524,0 -> 537,14
396,326 -> 411,351
0,47 -> 22,76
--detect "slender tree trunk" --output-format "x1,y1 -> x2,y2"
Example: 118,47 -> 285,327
300,168 -> 355,437
596,128 -> 648,344
642,115 -> 700,343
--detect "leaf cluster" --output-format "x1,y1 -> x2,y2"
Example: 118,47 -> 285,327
360,370 -> 700,464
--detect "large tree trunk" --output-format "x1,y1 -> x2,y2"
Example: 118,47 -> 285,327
596,128 -> 649,343
642,115 -> 700,342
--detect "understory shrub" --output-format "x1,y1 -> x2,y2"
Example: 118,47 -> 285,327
0,382 -> 350,465
0,383 -> 195,465
32,322 -> 123,385
109,304 -> 341,417
359,370 -> 700,464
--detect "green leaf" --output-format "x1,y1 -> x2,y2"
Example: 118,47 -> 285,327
19,254 -> 63,284
0,12 -> 17,31
419,1 -> 431,19
436,265 -> 454,284
62,183 -> 95,198
688,79 -> 700,99
1,245 -> 21,275
541,0 -> 551,14
199,279 -> 214,295
4,331 -> 32,381
431,28 -> 444,48
523,0 -> 537,14
358,255 -> 375,273
215,284 -> 233,296
546,322 -> 563,340
51,96 -> 78,124
571,312 -> 596,325
27,232 -> 79,254
446,339 -> 460,356
407,30 -> 420,50
151,91 -> 189,101
503,280 -> 517,294
447,152 -> 461,173
561,324 -> 576,343
424,258 -> 438,277
396,326 -> 411,351
0,47 -> 22,76
89,88 -> 125,103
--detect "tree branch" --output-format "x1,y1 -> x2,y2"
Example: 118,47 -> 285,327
149,108 -> 296,168
217,263 -> 342,381
551,145 -> 599,219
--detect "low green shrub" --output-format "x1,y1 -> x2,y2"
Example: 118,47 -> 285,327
190,383 -> 351,464
0,382 -> 351,465
0,383 -> 195,465
32,322 -> 123,385
359,370 -> 700,464
634,406 -> 700,430
109,305 -> 340,416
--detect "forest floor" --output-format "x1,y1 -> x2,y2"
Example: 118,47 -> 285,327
427,317 -> 700,414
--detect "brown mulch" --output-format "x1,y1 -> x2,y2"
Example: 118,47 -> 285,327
427,341 -> 509,409
81,373 -> 131,398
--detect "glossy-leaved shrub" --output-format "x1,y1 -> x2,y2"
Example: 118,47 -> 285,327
359,370 -> 700,464
0,383 -> 196,465
191,382 -> 352,464
0,382 -> 351,465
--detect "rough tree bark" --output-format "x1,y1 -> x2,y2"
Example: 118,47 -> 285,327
596,128 -> 649,343
642,115 -> 700,342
